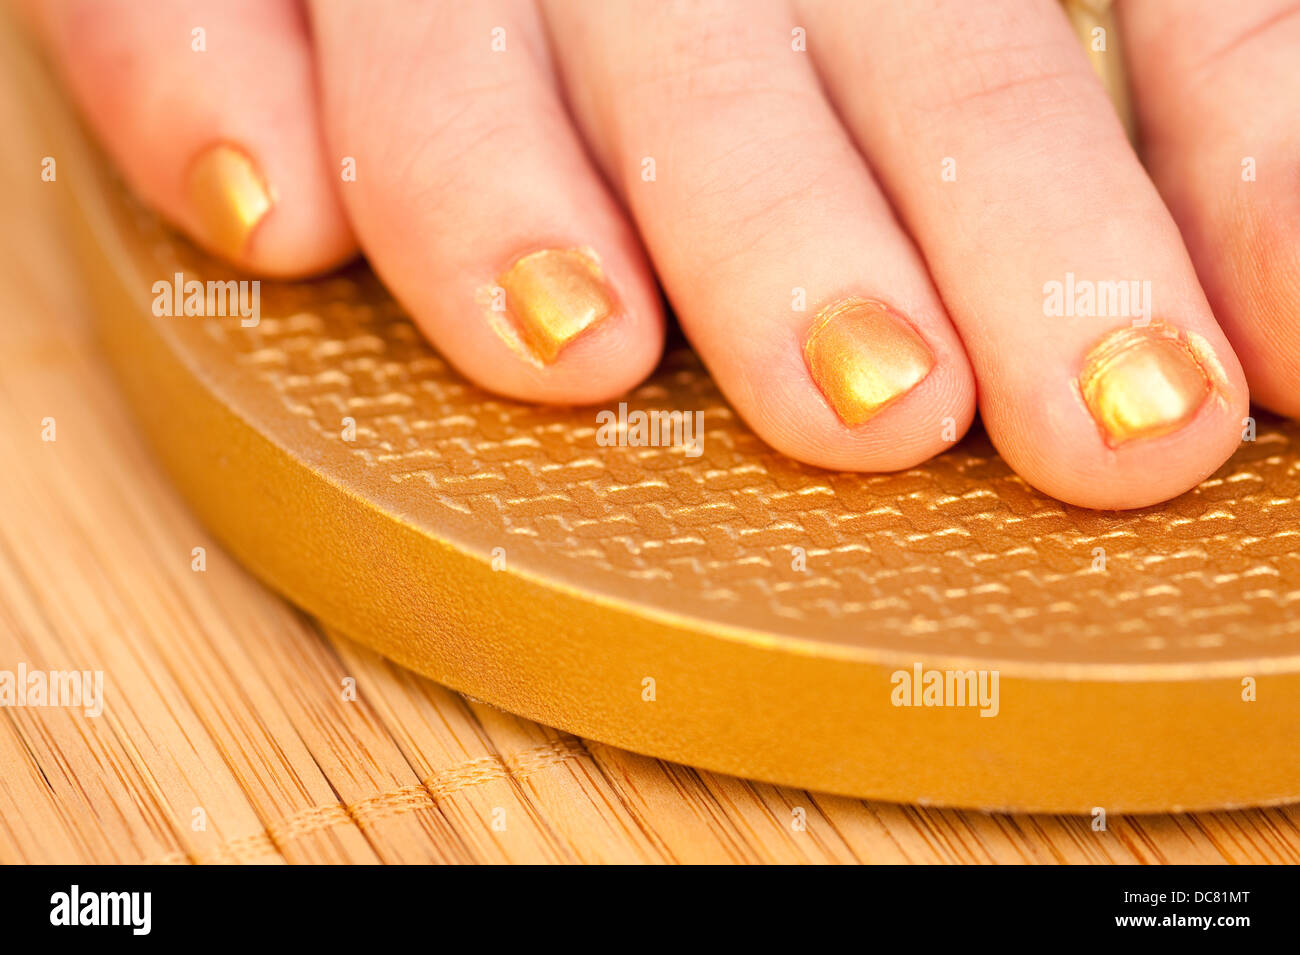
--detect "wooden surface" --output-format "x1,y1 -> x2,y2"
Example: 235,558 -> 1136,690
3,34 -> 1299,867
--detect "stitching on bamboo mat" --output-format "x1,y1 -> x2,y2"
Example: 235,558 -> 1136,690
424,756 -> 510,799
197,831 -> 281,865
269,804 -> 352,841
508,737 -> 587,777
348,785 -> 435,825
144,736 -> 587,863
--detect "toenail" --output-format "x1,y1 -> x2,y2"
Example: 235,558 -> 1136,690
1078,325 -> 1212,445
186,144 -> 275,260
803,299 -> 935,426
498,248 -> 616,364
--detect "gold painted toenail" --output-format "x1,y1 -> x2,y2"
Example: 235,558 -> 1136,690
498,249 -> 615,364
1079,326 -> 1211,445
803,299 -> 935,426
186,144 -> 274,260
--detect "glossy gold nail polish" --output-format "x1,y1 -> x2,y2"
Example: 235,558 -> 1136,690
498,249 -> 615,363
186,144 -> 274,260
803,299 -> 935,426
1079,326 -> 1211,445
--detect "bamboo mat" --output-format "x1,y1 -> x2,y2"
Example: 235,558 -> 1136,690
3,36 -> 1299,868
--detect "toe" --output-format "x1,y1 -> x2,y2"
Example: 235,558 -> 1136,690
541,0 -> 976,471
798,0 -> 1250,508
1121,0 -> 1300,418
33,0 -> 355,275
306,0 -> 664,406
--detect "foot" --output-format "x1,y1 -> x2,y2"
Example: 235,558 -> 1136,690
28,0 -> 1299,509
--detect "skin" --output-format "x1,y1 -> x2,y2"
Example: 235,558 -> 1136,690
22,0 -> 1300,508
